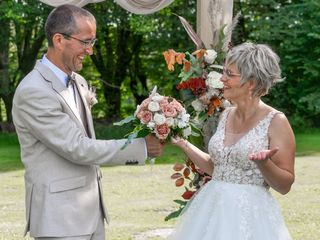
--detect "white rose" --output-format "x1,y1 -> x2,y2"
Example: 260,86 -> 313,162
166,117 -> 175,127
179,112 -> 190,123
206,88 -> 220,99
182,126 -> 192,138
153,113 -> 166,125
177,119 -> 187,128
176,112 -> 190,128
206,71 -> 223,89
204,49 -> 218,64
191,99 -> 206,112
151,93 -> 164,102
148,101 -> 160,112
134,104 -> 141,116
147,121 -> 155,129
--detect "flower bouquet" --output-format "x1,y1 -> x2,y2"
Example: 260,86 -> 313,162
114,86 -> 196,150
162,13 -> 240,220
163,48 -> 228,126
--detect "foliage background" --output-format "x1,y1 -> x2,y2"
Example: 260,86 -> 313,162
0,0 -> 319,131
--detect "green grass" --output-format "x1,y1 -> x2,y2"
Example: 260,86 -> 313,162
0,157 -> 319,239
295,131 -> 320,156
1,130 -> 320,171
0,131 -> 319,239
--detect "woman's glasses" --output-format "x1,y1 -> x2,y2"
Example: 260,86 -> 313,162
222,68 -> 241,79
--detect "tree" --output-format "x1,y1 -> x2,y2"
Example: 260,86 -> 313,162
0,0 -> 51,123
233,0 -> 320,129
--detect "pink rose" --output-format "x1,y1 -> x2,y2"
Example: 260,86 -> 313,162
170,99 -> 184,112
161,103 -> 177,117
140,98 -> 151,109
155,123 -> 171,140
137,110 -> 153,123
159,97 -> 169,108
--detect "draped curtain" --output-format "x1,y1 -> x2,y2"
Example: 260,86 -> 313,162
39,0 -> 174,14
39,0 -> 233,48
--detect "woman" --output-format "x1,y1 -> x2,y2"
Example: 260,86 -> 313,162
169,42 -> 295,240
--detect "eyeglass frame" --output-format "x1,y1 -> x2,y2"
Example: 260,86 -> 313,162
222,67 -> 241,79
59,33 -> 97,48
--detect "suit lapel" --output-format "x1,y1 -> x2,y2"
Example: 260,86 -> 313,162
34,62 -> 88,136
74,80 -> 96,139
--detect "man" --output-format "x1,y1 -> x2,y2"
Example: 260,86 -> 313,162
12,4 -> 163,240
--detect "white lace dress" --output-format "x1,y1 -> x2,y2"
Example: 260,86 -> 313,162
169,108 -> 292,240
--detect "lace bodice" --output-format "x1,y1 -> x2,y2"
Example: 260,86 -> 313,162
208,108 -> 280,187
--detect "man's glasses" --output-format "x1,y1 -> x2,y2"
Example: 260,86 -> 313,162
222,67 -> 241,79
59,33 -> 97,48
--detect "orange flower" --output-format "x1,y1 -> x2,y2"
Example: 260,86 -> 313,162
163,49 -> 177,71
192,49 -> 206,59
183,61 -> 191,72
163,49 -> 185,71
207,97 -> 222,116
176,52 -> 186,65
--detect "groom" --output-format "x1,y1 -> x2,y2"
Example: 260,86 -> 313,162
12,4 -> 163,240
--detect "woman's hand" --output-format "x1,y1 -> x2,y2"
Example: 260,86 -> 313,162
248,147 -> 279,165
171,136 -> 188,149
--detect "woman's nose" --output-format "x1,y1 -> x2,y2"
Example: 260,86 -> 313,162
220,74 -> 227,82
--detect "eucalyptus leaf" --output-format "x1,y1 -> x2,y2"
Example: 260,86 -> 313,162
113,115 -> 136,126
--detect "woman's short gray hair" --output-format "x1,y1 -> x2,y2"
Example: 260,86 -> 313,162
225,42 -> 283,97
45,4 -> 96,47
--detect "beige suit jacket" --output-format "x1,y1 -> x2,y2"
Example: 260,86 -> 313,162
12,62 -> 146,237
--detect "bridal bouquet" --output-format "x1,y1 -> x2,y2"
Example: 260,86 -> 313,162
162,12 -> 240,220
114,86 -> 194,149
163,48 -> 228,126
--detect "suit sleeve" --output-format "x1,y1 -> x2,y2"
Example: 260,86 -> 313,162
12,83 -> 147,166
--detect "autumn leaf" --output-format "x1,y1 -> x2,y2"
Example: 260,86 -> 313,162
173,163 -> 185,171
175,178 -> 184,187
182,190 -> 195,200
183,167 -> 191,178
171,172 -> 183,179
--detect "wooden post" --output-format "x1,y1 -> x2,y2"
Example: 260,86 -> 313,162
197,0 -> 234,49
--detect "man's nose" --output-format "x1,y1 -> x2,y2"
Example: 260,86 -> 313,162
85,45 -> 94,55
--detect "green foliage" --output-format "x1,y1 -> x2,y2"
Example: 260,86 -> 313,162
164,199 -> 187,221
234,0 -> 320,130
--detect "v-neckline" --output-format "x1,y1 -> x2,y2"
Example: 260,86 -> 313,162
222,109 -> 274,149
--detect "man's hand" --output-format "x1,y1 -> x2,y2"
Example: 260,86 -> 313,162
145,134 -> 164,158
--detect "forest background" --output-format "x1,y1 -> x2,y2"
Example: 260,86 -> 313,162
0,0 -> 319,133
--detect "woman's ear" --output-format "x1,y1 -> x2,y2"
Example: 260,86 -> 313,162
248,79 -> 256,90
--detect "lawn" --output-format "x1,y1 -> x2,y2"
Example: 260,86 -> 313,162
0,132 -> 319,239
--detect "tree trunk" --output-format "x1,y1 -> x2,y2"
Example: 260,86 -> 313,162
0,17 -> 12,123
129,34 -> 148,104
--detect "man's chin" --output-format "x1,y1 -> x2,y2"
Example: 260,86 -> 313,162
74,64 -> 83,72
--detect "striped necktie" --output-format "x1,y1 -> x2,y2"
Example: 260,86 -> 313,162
66,74 -> 76,87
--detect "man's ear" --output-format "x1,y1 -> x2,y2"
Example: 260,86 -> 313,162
52,33 -> 64,50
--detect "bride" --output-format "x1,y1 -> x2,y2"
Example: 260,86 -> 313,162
169,42 -> 295,240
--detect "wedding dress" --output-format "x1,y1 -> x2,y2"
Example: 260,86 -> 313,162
169,108 -> 292,240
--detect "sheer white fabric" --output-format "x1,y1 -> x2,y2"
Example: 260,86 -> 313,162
39,0 -> 174,14
115,0 -> 174,14
39,0 -> 104,7
168,107 -> 292,240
